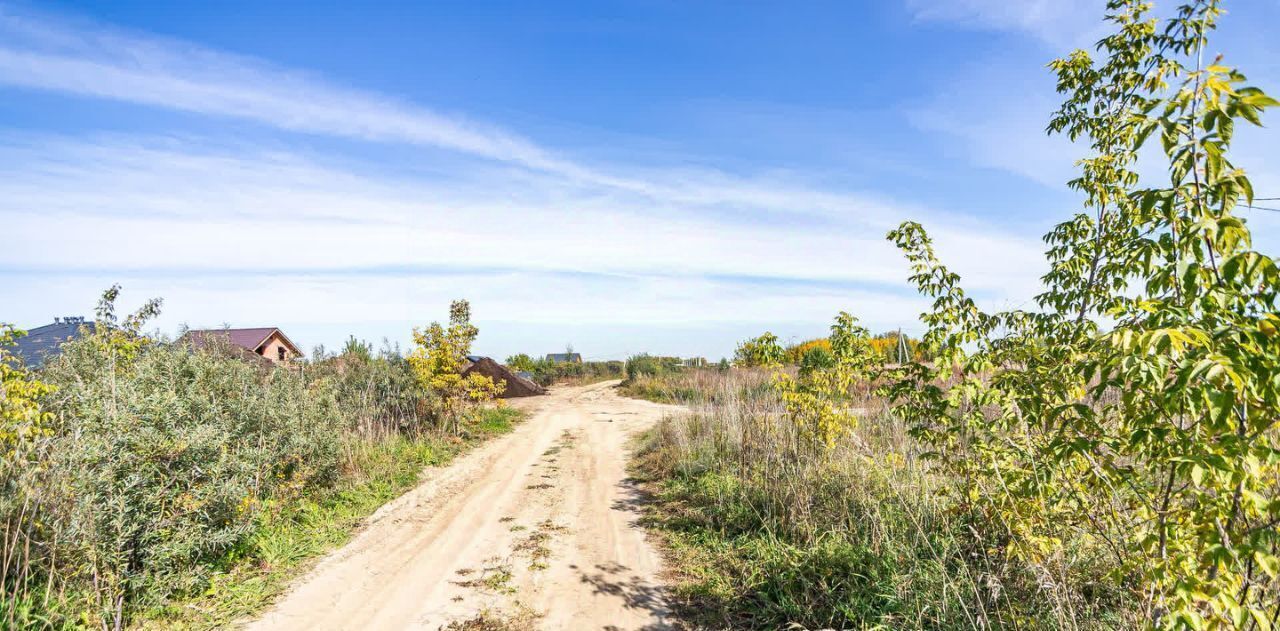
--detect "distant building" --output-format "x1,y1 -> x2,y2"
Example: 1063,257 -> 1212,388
545,353 -> 582,364
9,316 -> 94,368
181,327 -> 302,365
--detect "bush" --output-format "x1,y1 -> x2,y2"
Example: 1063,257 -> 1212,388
624,354 -> 682,381
786,333 -> 927,366
733,333 -> 783,368
504,353 -> 536,373
33,326 -> 343,623
308,339 -> 427,434
0,324 -> 58,629
797,345 -> 833,377
519,357 -> 624,387
0,289 -> 519,629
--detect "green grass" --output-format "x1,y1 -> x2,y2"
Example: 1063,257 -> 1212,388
0,589 -> 81,631
139,406 -> 523,629
636,467 -> 941,631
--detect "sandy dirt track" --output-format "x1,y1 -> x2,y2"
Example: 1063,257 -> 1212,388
246,380 -> 683,631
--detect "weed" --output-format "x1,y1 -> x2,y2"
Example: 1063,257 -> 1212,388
452,564 -> 516,596
441,606 -> 539,630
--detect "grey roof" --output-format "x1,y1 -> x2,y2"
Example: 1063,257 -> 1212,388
10,319 -> 95,368
545,353 -> 582,362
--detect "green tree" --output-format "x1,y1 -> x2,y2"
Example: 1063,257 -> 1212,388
776,313 -> 878,453
505,353 -> 536,373
341,336 -> 373,362
885,1 -> 1280,626
733,332 -> 784,368
0,324 -> 56,625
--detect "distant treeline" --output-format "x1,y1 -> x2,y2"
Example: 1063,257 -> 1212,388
734,330 -> 929,369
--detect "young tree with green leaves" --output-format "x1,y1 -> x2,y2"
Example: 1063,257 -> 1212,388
0,325 -> 55,626
775,312 -> 879,455
885,1 -> 1280,627
504,353 -> 536,373
733,332 -> 785,368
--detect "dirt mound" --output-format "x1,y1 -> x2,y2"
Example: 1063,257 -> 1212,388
464,357 -> 546,398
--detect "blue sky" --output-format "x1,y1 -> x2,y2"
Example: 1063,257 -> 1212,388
2,0 -> 1279,360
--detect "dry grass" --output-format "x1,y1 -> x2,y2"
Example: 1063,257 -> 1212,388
627,368 -> 1132,630
441,607 -> 541,630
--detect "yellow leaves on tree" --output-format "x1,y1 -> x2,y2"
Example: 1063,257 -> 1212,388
408,300 -> 504,432
783,338 -> 831,364
0,324 -> 54,455
775,312 -> 878,454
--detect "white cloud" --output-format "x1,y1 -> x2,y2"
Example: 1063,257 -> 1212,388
905,0 -> 1107,50
0,7 -> 937,217
0,132 -> 1049,360
0,135 -> 1044,290
0,7 -> 1055,357
906,0 -> 1280,209
909,86 -> 1074,189
0,269 -> 934,360
0,8 -> 578,175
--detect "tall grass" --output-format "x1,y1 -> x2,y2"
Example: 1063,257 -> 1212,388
629,369 -> 1133,630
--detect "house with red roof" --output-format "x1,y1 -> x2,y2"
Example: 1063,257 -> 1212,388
180,327 -> 302,365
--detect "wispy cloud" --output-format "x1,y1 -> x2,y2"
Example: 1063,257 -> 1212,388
0,7 -> 581,174
0,5 -> 1055,357
0,134 -> 1044,290
0,6 -> 917,219
906,57 -> 1077,189
905,0 -> 1107,50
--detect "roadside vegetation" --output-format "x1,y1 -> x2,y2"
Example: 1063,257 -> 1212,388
632,368 -> 1057,628
0,293 -> 516,630
630,2 -> 1280,629
504,354 -> 625,387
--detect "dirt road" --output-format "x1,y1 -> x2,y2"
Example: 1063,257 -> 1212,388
246,381 -> 682,631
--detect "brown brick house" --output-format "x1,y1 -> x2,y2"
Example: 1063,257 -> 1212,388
180,327 -> 302,365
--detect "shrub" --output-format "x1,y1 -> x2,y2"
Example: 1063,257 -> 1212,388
33,300 -> 343,625
797,344 -> 833,377
733,333 -> 783,368
787,332 -> 927,366
519,357 -> 624,386
308,338 -> 426,435
0,324 -> 57,629
783,338 -> 831,364
1,288 -> 523,628
624,354 -> 681,381
504,353 -> 536,373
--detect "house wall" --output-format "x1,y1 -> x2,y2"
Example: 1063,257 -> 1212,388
257,333 -> 297,364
